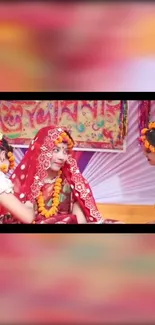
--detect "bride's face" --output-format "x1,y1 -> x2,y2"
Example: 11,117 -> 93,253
50,142 -> 69,171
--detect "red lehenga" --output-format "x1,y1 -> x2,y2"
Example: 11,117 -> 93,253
9,126 -> 104,224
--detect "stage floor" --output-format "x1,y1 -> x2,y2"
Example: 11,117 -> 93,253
97,203 -> 155,224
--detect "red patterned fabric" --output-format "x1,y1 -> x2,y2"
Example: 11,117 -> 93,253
34,214 -> 78,224
10,126 -> 103,223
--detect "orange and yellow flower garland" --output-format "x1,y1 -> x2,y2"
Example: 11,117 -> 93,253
0,152 -> 15,174
8,151 -> 16,169
0,164 -> 8,174
141,122 -> 155,153
36,170 -> 62,218
55,131 -> 74,150
0,132 -> 15,173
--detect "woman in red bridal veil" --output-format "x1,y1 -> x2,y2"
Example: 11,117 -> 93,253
10,125 -> 105,224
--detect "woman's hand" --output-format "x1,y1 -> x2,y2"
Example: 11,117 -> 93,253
25,201 -> 34,209
0,193 -> 34,223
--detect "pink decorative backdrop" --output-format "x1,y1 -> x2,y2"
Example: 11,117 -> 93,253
0,100 -> 127,151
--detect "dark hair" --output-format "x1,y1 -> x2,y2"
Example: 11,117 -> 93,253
0,136 -> 13,158
145,129 -> 155,147
64,130 -> 74,144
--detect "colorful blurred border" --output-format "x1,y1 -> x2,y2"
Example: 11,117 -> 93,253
0,3 -> 155,91
0,234 -> 155,324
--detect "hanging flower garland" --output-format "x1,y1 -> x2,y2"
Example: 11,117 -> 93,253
37,169 -> 63,218
140,121 -> 155,153
0,132 -> 15,174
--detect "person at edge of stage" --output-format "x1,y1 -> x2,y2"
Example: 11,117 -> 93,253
0,132 -> 34,224
140,121 -> 155,224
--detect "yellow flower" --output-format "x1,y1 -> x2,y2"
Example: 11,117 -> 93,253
58,136 -> 63,142
53,193 -> 59,198
141,128 -> 148,135
149,122 -> 155,129
54,191 -> 60,196
38,199 -> 44,204
51,207 -> 57,214
39,203 -> 45,208
38,207 -> 44,212
9,156 -> 15,162
0,132 -> 3,140
53,199 -> 59,205
57,178 -> 62,183
8,152 -> 13,158
10,163 -> 15,169
150,145 -> 155,152
145,140 -> 150,148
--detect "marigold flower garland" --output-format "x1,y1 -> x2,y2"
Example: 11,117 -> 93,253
8,151 -> 16,169
37,170 -> 63,218
0,164 -> 8,174
140,121 -> 155,153
55,131 -> 74,150
0,151 -> 16,174
36,131 -> 74,218
0,129 -> 16,174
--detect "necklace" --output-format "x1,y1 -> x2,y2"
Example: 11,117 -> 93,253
44,177 -> 57,185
